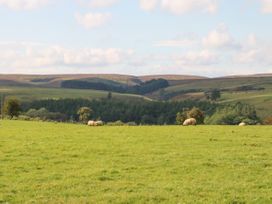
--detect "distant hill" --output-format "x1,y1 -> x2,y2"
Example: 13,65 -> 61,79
139,75 -> 206,81
0,74 -> 205,87
1,73 -> 272,119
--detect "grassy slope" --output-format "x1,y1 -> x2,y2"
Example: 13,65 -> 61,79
220,92 -> 272,119
1,120 -> 272,203
0,86 -> 150,102
164,77 -> 272,92
155,77 -> 272,119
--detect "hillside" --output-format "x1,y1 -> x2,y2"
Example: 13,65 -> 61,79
1,73 -> 272,119
0,86 -> 150,102
150,76 -> 272,119
0,74 -> 204,88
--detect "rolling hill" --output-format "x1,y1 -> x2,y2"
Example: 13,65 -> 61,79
1,73 -> 272,119
149,75 -> 272,119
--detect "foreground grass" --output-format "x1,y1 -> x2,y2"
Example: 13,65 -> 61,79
0,121 -> 272,203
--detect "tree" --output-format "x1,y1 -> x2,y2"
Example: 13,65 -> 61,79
77,107 -> 93,123
176,111 -> 187,125
205,89 -> 221,101
1,94 -> 5,119
4,98 -> 21,118
141,115 -> 155,125
107,92 -> 112,100
187,107 -> 205,124
205,102 -> 260,125
211,89 -> 221,101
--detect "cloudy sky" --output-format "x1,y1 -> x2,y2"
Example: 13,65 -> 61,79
0,0 -> 272,76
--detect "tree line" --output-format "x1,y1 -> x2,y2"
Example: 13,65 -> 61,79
61,78 -> 169,95
20,98 -> 216,124
1,96 -> 264,125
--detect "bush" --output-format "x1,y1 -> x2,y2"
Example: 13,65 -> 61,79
18,115 -> 31,121
11,116 -> 18,120
25,108 -> 67,122
107,120 -> 125,126
3,98 -> 21,118
187,107 -> 205,124
127,122 -> 137,126
176,107 -> 205,125
32,117 -> 42,121
206,103 -> 260,125
263,116 -> 272,125
176,112 -> 187,125
77,107 -> 93,123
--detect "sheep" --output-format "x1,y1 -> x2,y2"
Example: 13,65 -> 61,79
239,122 -> 247,126
183,118 -> 197,126
87,120 -> 96,126
87,120 -> 104,126
95,120 -> 104,126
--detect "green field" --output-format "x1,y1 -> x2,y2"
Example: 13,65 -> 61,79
1,121 -> 272,203
0,86 -> 150,102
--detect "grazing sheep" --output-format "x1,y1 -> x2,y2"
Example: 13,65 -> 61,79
95,120 -> 104,126
87,120 -> 104,126
239,122 -> 247,126
183,118 -> 197,126
87,120 -> 96,126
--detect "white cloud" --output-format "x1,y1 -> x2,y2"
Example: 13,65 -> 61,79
0,0 -> 50,10
139,0 -> 158,11
154,39 -> 195,47
161,0 -> 217,15
154,35 -> 198,47
260,0 -> 272,13
155,24 -> 239,49
0,42 -> 132,73
77,0 -> 119,8
75,12 -> 112,29
139,0 -> 218,14
202,24 -> 239,49
174,50 -> 219,65
235,37 -> 272,66
247,34 -> 258,47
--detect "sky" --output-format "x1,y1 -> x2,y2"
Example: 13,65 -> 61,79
0,0 -> 272,77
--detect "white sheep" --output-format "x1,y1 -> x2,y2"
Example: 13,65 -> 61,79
87,120 -> 104,126
87,120 -> 96,126
95,121 -> 104,126
183,118 -> 197,126
239,122 -> 247,126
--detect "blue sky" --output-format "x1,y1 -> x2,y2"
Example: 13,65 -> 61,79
0,0 -> 272,76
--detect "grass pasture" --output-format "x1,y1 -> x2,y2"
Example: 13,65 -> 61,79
1,121 -> 272,203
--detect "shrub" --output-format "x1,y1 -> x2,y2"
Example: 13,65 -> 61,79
25,108 -> 67,122
18,115 -> 31,121
3,98 -> 21,118
206,103 -> 260,125
107,120 -> 125,126
187,107 -> 205,124
176,112 -> 187,125
263,116 -> 272,125
127,122 -> 137,126
77,107 -> 93,123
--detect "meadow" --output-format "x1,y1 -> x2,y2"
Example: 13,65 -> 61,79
1,121 -> 272,203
